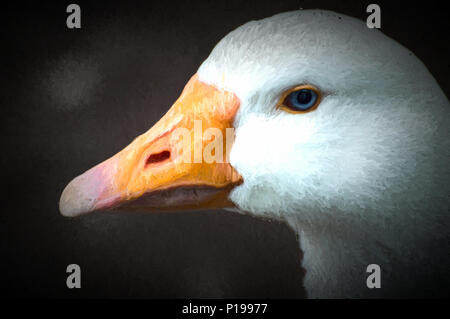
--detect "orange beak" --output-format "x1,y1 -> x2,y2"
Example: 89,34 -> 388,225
59,74 -> 242,217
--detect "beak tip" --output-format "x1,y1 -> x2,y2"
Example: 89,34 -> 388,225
59,177 -> 95,217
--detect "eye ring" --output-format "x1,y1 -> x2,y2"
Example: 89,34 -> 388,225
278,85 -> 321,114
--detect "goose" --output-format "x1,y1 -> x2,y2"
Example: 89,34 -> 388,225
59,10 -> 450,298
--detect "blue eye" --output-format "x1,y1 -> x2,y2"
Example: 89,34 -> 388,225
283,88 -> 319,112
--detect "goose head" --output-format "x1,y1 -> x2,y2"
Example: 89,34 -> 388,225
59,10 -> 450,297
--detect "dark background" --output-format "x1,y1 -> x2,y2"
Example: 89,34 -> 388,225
1,0 -> 449,298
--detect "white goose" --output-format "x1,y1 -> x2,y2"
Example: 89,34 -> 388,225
59,10 -> 450,298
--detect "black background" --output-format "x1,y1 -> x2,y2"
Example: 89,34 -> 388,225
1,0 -> 449,298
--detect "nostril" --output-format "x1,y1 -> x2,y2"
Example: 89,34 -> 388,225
146,150 -> 171,165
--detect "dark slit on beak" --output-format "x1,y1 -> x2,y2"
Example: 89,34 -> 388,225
146,150 -> 171,165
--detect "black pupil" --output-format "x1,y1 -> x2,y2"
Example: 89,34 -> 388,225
297,89 -> 312,105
